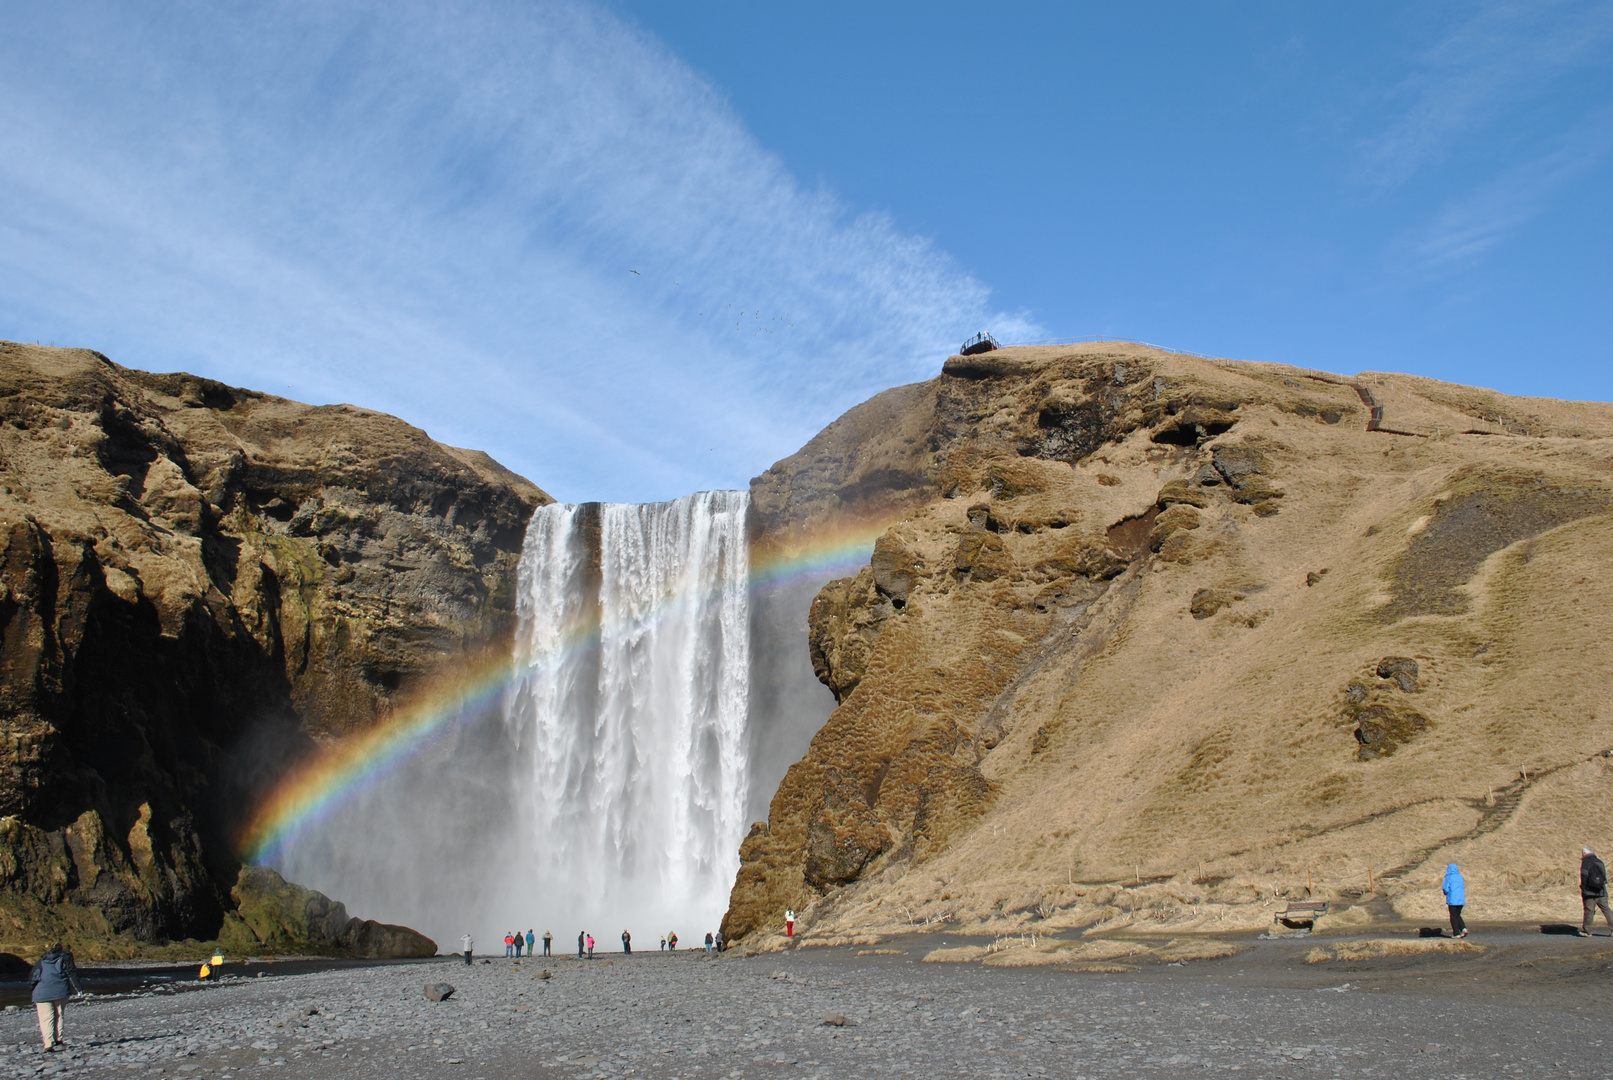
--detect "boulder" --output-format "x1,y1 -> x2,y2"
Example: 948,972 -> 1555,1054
1156,479 -> 1211,509
424,983 -> 455,1002
1190,588 -> 1243,620
1150,505 -> 1202,552
231,866 -> 437,957
1350,701 -> 1430,759
1376,657 -> 1420,692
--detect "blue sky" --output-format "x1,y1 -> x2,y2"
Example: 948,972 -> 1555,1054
3,2 -> 1609,502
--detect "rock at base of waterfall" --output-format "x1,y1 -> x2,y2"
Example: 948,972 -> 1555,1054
228,866 -> 437,957
424,983 -> 456,1002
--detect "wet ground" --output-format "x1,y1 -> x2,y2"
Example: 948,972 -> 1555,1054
2,924 -> 1611,1079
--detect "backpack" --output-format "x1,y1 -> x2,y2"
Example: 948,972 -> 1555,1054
1587,856 -> 1607,892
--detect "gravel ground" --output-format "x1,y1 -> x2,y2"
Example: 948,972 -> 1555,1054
2,930 -> 1610,1080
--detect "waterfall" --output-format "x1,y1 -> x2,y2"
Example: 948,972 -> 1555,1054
506,490 -> 751,937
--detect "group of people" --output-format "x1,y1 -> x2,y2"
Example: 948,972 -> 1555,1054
501,929 -> 550,957
1434,848 -> 1610,938
564,929 -> 723,956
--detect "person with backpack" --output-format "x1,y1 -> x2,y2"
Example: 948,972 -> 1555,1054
30,943 -> 83,1051
667,931 -> 677,951
1441,863 -> 1467,938
704,931 -> 714,956
1581,848 -> 1612,936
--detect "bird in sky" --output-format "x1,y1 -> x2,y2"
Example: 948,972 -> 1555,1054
629,269 -> 640,275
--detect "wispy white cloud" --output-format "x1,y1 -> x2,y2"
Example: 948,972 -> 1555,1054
0,1 -> 1035,502
1403,111 -> 1612,271
1357,0 -> 1613,191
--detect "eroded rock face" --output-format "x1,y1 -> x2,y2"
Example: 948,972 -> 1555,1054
727,345 -> 1299,943
726,342 -> 1613,944
0,343 -> 546,948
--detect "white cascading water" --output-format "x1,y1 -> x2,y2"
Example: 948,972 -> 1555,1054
506,490 -> 750,939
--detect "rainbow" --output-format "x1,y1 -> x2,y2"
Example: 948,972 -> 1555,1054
237,515 -> 895,864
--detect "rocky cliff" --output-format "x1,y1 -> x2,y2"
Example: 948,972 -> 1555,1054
0,342 -> 546,956
725,342 -> 1613,945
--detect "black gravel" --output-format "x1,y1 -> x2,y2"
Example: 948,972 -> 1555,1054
1,935 -> 1607,1079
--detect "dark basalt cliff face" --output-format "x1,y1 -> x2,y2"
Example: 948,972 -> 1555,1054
0,342 -> 547,955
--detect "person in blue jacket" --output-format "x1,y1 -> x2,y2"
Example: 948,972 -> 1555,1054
30,943 -> 83,1051
1442,863 -> 1468,938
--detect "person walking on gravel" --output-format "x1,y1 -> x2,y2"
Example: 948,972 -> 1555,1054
542,930 -> 552,956
1442,863 -> 1468,938
461,933 -> 474,965
1581,848 -> 1612,936
30,942 -> 83,1052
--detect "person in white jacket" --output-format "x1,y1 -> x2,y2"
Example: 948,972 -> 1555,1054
460,933 -> 474,965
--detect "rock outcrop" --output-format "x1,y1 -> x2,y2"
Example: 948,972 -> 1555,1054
0,342 -> 546,954
726,342 -> 1613,944
224,866 -> 436,957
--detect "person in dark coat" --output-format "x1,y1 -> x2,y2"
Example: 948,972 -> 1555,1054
577,930 -> 585,959
1581,847 -> 1611,936
542,930 -> 552,956
30,943 -> 83,1051
621,929 -> 631,955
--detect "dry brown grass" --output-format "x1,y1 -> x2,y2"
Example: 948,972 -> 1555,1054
1304,938 -> 1486,963
732,343 -> 1613,943
855,948 -> 905,955
922,946 -> 989,963
1155,939 -> 1249,962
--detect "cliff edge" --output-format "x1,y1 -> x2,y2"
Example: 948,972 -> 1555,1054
726,342 -> 1613,946
0,342 -> 547,956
